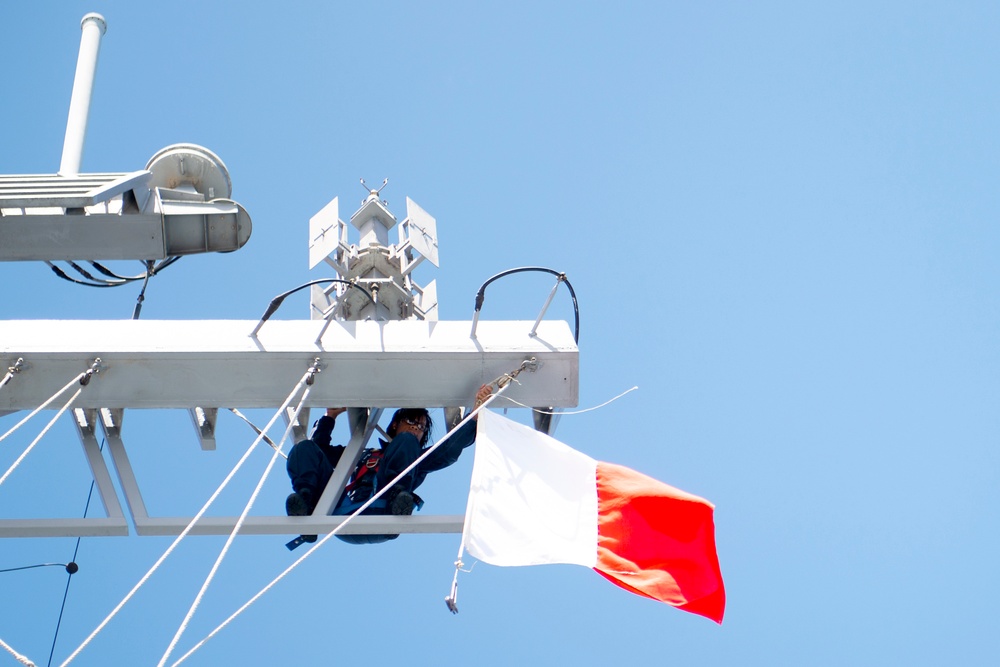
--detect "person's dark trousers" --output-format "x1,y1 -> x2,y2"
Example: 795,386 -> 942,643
286,439 -> 333,500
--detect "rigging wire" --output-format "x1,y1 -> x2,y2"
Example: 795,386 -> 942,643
169,364 -> 527,666
228,409 -> 286,458
0,371 -> 90,447
0,563 -> 73,575
59,363 -> 320,667
158,376 -> 317,666
38,275 -> 157,664
494,385 -> 639,415
45,476 -> 93,667
0,386 -> 82,489
0,637 -> 36,667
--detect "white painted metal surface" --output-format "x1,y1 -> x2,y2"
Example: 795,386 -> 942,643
59,13 -> 106,176
0,16 -> 578,540
403,196 -> 439,267
0,319 -> 578,411
0,171 -> 149,209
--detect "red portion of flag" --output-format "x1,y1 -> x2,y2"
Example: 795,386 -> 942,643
594,462 -> 726,623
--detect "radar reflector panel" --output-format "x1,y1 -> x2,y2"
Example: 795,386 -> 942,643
309,196 -> 346,270
403,197 -> 439,267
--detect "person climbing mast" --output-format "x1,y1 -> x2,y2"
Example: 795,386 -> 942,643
285,382 -> 494,545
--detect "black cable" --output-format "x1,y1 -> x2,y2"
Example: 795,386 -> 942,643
48,263 -> 120,288
254,279 -> 376,330
67,261 -> 127,285
473,266 -> 581,343
48,256 -> 182,288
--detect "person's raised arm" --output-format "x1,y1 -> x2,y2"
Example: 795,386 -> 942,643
312,407 -> 347,446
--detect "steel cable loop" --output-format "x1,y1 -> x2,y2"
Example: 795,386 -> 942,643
0,371 -> 88,447
169,372 -> 519,666
158,383 -> 316,667
0,386 -> 83,489
59,363 -> 320,667
0,637 -> 36,667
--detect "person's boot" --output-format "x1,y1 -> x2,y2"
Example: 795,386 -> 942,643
388,488 -> 416,516
285,487 -> 315,516
286,488 -> 317,543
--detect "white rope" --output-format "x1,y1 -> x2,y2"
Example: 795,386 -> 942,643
491,385 -> 638,415
0,637 -> 36,667
0,385 -> 82,489
157,386 -> 314,666
0,371 -> 86,447
59,367 -> 317,667
0,371 -> 15,391
170,381 -> 513,666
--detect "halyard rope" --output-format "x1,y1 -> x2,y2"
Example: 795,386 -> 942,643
58,363 -> 318,667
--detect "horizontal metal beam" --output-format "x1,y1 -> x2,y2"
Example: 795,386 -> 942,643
0,319 -> 578,410
134,514 -> 464,537
0,518 -> 128,538
0,213 -> 167,260
0,200 -> 250,261
0,515 -> 463,538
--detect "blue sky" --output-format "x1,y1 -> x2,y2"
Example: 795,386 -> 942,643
2,2 -> 999,665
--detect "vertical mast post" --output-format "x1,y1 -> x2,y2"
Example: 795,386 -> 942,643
59,13 -> 106,176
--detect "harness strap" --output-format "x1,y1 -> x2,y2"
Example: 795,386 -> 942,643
344,449 -> 382,495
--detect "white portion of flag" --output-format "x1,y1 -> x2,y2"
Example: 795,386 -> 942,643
464,410 -> 598,567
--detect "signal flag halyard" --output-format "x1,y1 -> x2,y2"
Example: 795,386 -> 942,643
464,410 -> 725,623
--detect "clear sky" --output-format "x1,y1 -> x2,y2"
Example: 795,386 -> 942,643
2,2 -> 999,665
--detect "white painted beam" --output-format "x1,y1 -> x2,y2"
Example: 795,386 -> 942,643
72,408 -> 124,518
0,319 -> 578,411
0,518 -> 128,538
189,407 -> 218,450
133,514 -> 464,537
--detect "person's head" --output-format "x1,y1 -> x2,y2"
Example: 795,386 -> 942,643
387,408 -> 433,446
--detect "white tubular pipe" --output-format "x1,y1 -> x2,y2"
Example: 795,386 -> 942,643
59,13 -> 106,176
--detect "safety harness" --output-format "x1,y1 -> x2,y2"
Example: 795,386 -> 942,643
342,448 -> 383,505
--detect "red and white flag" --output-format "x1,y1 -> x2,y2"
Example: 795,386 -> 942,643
464,410 -> 725,623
